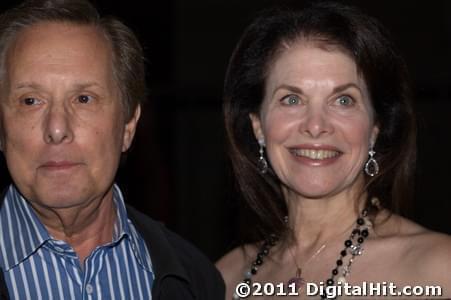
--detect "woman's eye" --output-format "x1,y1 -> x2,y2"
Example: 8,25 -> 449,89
22,97 -> 40,106
77,95 -> 92,104
336,95 -> 354,106
281,94 -> 300,105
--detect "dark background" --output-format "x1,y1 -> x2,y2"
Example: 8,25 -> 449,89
0,0 -> 450,261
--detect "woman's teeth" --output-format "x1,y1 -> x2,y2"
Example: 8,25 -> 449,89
291,149 -> 339,160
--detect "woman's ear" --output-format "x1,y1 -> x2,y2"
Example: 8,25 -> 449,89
249,113 -> 264,143
370,125 -> 379,147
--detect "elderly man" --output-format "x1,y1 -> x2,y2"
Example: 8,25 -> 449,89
0,0 -> 224,299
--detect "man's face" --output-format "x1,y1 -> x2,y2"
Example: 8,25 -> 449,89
0,21 -> 139,209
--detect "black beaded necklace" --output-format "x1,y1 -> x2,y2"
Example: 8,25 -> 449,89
233,207 -> 372,299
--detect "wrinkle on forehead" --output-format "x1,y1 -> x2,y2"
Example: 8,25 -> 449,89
9,22 -> 108,60
4,21 -> 117,96
301,79 -> 340,90
269,35 -> 357,76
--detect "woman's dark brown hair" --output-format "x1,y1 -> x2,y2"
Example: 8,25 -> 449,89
223,2 -> 416,244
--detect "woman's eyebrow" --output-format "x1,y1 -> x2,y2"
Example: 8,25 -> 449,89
271,82 -> 361,98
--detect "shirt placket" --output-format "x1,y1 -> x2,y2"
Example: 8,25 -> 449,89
82,246 -> 108,300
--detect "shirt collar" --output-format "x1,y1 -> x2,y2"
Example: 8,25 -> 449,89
0,184 -> 152,272
111,185 -> 153,271
112,184 -> 129,241
0,185 -> 50,270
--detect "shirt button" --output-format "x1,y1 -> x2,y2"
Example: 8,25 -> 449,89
86,284 -> 94,294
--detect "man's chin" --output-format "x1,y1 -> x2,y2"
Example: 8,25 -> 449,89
26,187 -> 95,210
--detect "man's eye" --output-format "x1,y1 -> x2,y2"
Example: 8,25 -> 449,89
22,97 -> 40,105
336,95 -> 355,106
281,94 -> 300,105
77,95 -> 92,104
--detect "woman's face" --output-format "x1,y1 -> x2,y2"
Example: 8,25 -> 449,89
250,42 -> 378,201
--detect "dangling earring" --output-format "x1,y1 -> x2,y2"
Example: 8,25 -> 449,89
257,138 -> 268,174
364,147 -> 379,177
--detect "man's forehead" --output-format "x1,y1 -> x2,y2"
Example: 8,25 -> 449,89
4,21 -> 114,84
7,21 -> 111,64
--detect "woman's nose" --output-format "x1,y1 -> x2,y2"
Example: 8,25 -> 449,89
298,106 -> 333,138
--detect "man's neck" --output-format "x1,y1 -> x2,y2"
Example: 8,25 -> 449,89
30,187 -> 117,263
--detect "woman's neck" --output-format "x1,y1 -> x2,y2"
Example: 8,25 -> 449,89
284,186 -> 367,249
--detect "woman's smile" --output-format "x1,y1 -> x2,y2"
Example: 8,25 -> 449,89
252,42 -> 378,200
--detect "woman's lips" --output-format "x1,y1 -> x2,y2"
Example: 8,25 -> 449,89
290,148 -> 340,160
288,145 -> 342,166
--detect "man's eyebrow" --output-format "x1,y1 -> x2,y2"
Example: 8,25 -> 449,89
13,82 -> 105,90
72,82 -> 105,90
13,82 -> 42,90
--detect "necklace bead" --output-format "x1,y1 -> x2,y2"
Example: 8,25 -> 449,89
337,276 -> 347,284
234,207 -> 372,299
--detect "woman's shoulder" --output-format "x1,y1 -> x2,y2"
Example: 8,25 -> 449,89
216,243 -> 261,299
373,212 -> 451,288
376,212 -> 451,253
378,212 -> 451,245
403,221 -> 451,280
216,244 -> 257,283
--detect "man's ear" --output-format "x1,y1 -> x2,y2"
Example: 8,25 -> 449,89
0,118 -> 5,152
122,105 -> 141,152
249,113 -> 264,144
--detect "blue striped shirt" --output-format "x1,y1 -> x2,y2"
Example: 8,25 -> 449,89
0,184 -> 154,299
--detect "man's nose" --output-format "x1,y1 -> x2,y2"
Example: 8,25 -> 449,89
43,103 -> 74,145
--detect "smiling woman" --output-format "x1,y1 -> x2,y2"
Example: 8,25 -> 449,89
216,2 -> 451,299
250,44 -> 377,200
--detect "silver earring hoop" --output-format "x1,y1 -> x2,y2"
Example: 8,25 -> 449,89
257,139 -> 268,174
364,147 -> 379,177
